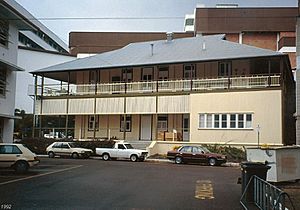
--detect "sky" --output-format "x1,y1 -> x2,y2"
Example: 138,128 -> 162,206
15,0 -> 297,44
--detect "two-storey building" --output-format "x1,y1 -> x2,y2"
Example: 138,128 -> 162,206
31,34 -> 295,145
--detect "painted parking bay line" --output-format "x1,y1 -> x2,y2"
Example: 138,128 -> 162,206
0,165 -> 83,186
195,180 -> 214,200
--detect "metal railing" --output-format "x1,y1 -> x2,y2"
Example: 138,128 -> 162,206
31,75 -> 281,97
240,175 -> 295,210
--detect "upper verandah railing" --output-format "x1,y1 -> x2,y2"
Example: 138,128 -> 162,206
32,75 -> 280,97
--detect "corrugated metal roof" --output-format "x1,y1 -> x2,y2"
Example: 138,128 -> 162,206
31,34 -> 282,74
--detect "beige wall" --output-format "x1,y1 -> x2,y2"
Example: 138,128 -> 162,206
190,90 -> 282,145
74,114 -> 184,140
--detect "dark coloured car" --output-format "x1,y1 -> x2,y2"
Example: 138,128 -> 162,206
167,145 -> 227,166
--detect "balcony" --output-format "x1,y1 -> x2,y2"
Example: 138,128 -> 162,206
32,75 -> 280,97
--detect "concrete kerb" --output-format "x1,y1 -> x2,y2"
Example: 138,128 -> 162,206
37,155 -> 240,167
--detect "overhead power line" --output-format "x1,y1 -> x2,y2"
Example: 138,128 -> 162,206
1,16 -> 186,21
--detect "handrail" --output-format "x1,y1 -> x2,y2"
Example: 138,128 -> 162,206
31,75 -> 281,97
240,175 -> 295,210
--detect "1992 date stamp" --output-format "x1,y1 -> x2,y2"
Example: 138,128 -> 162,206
1,204 -> 12,209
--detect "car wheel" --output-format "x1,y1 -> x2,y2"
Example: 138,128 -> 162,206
14,161 -> 29,174
208,158 -> 217,166
175,156 -> 183,164
48,151 -> 55,158
102,153 -> 110,161
72,152 -> 79,159
130,154 -> 138,162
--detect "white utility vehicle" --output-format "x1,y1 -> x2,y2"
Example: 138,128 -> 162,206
96,141 -> 148,162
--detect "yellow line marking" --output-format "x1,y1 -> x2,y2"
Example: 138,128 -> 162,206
195,180 -> 214,200
0,165 -> 83,186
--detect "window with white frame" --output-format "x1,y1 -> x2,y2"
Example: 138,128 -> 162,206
157,115 -> 168,131
88,115 -> 99,131
199,113 -> 253,129
218,61 -> 231,77
120,115 -> 131,132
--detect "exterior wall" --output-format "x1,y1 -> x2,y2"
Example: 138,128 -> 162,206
17,49 -> 75,113
190,90 -> 282,145
0,23 -> 18,142
195,8 -> 297,34
74,114 -> 185,141
71,60 -> 255,84
242,32 -> 277,51
69,32 -> 193,55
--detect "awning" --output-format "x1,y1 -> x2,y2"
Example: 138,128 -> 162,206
0,58 -> 25,72
0,113 -> 22,119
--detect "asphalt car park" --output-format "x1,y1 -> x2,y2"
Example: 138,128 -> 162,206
0,157 -> 242,210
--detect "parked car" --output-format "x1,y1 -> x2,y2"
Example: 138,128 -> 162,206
96,141 -> 148,162
0,143 -> 40,173
167,145 -> 227,166
46,142 -> 93,159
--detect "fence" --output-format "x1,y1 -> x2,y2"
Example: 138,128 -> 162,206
240,175 -> 295,210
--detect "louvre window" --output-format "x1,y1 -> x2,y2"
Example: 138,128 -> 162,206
0,20 -> 8,46
0,70 -> 6,96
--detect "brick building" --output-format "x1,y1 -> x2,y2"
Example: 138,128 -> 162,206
69,6 -> 297,70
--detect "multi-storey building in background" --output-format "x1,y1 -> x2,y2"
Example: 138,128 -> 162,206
69,5 -> 297,72
31,35 -> 295,146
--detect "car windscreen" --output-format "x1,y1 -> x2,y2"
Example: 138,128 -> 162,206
125,144 -> 134,149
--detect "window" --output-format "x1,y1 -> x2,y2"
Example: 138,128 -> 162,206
183,64 -> 196,79
122,68 -> 133,82
157,115 -> 168,131
0,20 -> 9,46
218,62 -> 231,77
221,114 -> 227,128
207,114 -> 213,128
158,66 -> 169,80
199,113 -> 253,129
199,114 -> 205,128
61,143 -> 70,149
238,114 -> 244,128
185,18 -> 194,26
53,143 -> 62,148
118,144 -> 126,149
0,145 -> 22,154
88,115 -> 99,131
230,114 -> 236,128
120,115 -> 131,132
214,114 -> 220,128
179,146 -> 192,153
246,114 -> 252,128
0,70 -> 6,96
192,146 -> 204,153
89,71 -> 97,84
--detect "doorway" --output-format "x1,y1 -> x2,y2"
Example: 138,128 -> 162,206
140,115 -> 152,140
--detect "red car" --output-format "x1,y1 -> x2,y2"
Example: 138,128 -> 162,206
167,145 -> 227,166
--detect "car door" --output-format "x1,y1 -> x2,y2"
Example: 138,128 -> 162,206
0,145 -> 22,167
52,142 -> 63,155
178,146 -> 193,162
117,144 -> 128,158
192,146 -> 207,163
61,143 -> 71,156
